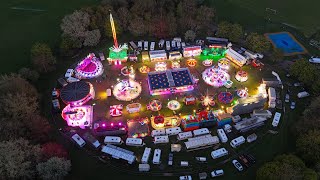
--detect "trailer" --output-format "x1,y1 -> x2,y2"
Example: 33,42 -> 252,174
193,128 -> 210,137
144,41 -> 149,51
166,41 -> 171,51
166,127 -> 182,136
177,131 -> 193,141
138,41 -> 143,50
152,149 -> 161,164
180,161 -> 189,167
185,135 -> 219,150
126,138 -> 144,146
129,41 -> 138,50
297,91 -> 310,98
230,136 -> 245,148
158,39 -> 165,48
217,129 -> 228,143
211,148 -> 228,159
141,147 -> 152,164
139,164 -> 150,172
71,134 -> 86,147
150,41 -> 155,51
154,135 -> 169,144
104,136 -> 123,145
82,132 -> 101,149
151,129 -> 166,137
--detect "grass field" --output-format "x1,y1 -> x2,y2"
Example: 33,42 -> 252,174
206,0 -> 320,37
0,0 -> 99,74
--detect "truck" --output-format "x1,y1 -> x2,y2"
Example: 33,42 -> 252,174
297,91 -> 310,98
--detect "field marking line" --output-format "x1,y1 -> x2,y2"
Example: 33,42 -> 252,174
10,7 -> 46,12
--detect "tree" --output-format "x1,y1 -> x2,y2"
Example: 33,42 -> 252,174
217,21 -> 232,38
36,157 -> 71,180
18,67 -> 39,82
185,30 -> 196,42
269,48 -> 284,63
290,59 -> 319,87
128,16 -> 146,36
60,10 -> 90,42
216,22 -> 243,42
245,32 -> 271,53
296,130 -> 320,165
0,138 -> 41,179
83,30 -> 101,47
117,7 -> 131,32
60,35 -> 82,56
31,43 -> 56,73
41,142 -> 68,161
0,74 -> 38,97
166,12 -> 178,37
177,0 -> 197,32
25,115 -> 52,143
256,154 -> 317,180
195,6 -> 215,34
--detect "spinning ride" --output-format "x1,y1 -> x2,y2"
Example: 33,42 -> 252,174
147,99 -> 162,111
202,66 -> 230,87
202,59 -> 213,66
139,65 -> 150,73
218,92 -> 233,104
61,105 -> 93,129
237,88 -> 248,98
113,79 -> 142,101
218,58 -> 230,70
167,100 -> 181,110
235,70 -> 248,82
75,53 -> 104,79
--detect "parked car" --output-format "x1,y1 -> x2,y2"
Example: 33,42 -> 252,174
52,88 -> 59,98
232,160 -> 244,172
294,82 -> 301,87
52,99 -> 60,110
211,169 -> 224,177
239,155 -> 250,168
65,69 -> 74,78
244,154 -> 256,164
179,175 -> 192,180
290,101 -> 296,109
168,153 -> 173,166
285,94 -> 290,103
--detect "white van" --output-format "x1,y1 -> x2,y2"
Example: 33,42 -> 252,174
150,41 -> 155,51
144,41 -> 149,51
152,149 -> 161,164
126,138 -> 144,146
272,112 -> 282,127
193,128 -> 210,137
177,41 -> 181,49
297,91 -> 310,98
52,99 -> 61,110
230,136 -> 245,148
177,131 -> 193,141
104,136 -> 123,145
180,161 -> 189,167
65,69 -> 74,78
171,40 -> 176,48
195,157 -> 207,162
141,147 -> 152,164
71,134 -> 86,147
151,129 -> 166,137
166,41 -> 171,51
165,127 -> 182,136
217,129 -> 228,143
154,135 -> 169,144
158,39 -> 165,48
66,77 -> 80,83
211,148 -> 228,159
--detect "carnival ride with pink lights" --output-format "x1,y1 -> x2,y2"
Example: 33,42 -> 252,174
218,91 -> 234,104
60,81 -> 95,106
113,79 -> 142,101
202,66 -> 230,87
75,53 -> 104,79
151,115 -> 181,129
61,105 -> 93,129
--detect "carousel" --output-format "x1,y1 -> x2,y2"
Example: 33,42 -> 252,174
202,66 -> 230,87
139,65 -> 150,73
235,70 -> 248,82
167,100 -> 181,111
218,58 -> 230,70
147,99 -> 162,111
202,59 -> 213,67
155,62 -> 167,71
237,88 -> 248,98
61,105 -> 93,129
113,79 -> 142,101
110,104 -> 123,117
187,58 -> 197,67
171,61 -> 180,69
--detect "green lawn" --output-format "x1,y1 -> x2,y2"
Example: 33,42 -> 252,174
205,0 -> 320,37
0,0 -> 99,74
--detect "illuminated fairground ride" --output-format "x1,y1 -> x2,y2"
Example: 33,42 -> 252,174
107,12 -> 128,65
75,53 -> 104,79
151,115 -> 181,129
202,66 -> 230,87
237,88 -> 248,98
202,59 -> 213,67
61,105 -> 93,129
155,62 -> 167,71
235,70 -> 248,82
60,81 -> 95,106
218,58 -> 230,70
218,91 -> 234,104
113,79 -> 142,101
167,100 -> 181,110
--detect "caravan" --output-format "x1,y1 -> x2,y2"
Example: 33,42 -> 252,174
193,128 -> 210,136
150,41 -> 155,51
71,134 -> 86,147
151,129 -> 166,137
141,147 -> 152,164
230,136 -> 245,148
139,164 -> 150,172
104,136 -> 123,145
217,129 -> 228,143
126,138 -> 144,146
177,131 -> 193,141
158,39 -> 165,48
211,148 -> 228,159
165,127 -> 182,136
297,91 -> 310,98
152,149 -> 162,164
166,41 -> 171,51
144,41 -> 149,51
138,41 -> 143,50
154,135 -> 169,144
129,41 -> 138,50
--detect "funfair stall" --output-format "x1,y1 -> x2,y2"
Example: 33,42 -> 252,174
183,46 -> 202,57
